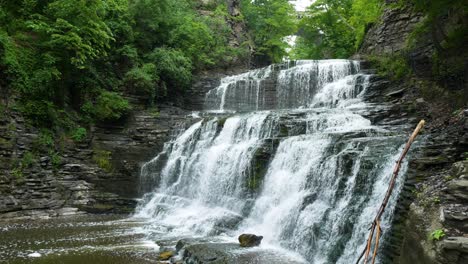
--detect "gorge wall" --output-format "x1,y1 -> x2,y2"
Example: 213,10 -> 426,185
0,0 -> 249,220
359,1 -> 468,263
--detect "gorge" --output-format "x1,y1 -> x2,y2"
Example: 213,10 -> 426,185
0,0 -> 466,263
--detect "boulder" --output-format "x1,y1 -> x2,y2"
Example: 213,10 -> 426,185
238,233 -> 263,247
158,250 -> 174,261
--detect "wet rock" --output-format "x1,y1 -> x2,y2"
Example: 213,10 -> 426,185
385,88 -> 406,97
183,242 -> 304,264
238,233 -> 263,247
441,237 -> 468,253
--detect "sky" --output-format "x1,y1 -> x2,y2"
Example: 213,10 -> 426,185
289,0 -> 315,12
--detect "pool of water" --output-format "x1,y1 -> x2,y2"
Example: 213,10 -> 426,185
0,214 -> 307,264
0,215 -> 159,264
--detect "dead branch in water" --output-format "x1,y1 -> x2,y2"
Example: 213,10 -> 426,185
356,120 -> 426,264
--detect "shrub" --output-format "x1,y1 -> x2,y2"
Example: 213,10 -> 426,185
34,129 -> 54,151
21,151 -> 35,168
124,63 -> 158,101
93,149 -> 112,172
50,151 -> 61,170
430,229 -> 446,241
368,54 -> 411,80
18,100 -> 57,127
147,48 -> 193,94
71,127 -> 87,142
93,91 -> 131,121
11,167 -> 23,180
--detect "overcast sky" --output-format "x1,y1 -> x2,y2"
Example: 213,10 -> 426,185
290,0 -> 314,12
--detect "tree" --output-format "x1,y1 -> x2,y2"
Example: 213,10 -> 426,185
241,0 -> 297,62
291,0 -> 382,59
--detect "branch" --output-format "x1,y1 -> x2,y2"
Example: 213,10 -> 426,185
356,120 -> 426,264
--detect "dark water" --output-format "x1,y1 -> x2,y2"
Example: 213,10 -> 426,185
0,215 -> 159,264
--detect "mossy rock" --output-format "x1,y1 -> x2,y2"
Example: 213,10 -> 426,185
158,251 -> 174,261
238,234 -> 263,247
246,147 -> 271,191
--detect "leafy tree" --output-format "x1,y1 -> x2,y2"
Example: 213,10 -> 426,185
350,0 -> 382,49
241,0 -> 297,62
0,0 -> 247,132
291,0 -> 382,59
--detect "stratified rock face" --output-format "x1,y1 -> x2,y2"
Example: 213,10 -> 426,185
238,233 -> 263,247
204,60 -> 360,111
359,5 -> 424,55
0,104 -> 191,219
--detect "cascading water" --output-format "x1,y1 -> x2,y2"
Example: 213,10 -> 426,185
136,60 -> 409,263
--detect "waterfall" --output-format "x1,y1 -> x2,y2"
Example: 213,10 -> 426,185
136,60 -> 408,263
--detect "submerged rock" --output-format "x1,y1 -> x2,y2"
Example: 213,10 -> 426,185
183,242 -> 305,264
238,233 -> 263,247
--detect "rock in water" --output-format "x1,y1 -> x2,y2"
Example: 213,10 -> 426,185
238,234 -> 263,247
158,251 -> 174,261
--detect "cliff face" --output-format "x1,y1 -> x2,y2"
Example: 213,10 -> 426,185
0,101 -> 193,219
359,2 -> 468,263
0,1 -> 252,220
358,2 -> 434,78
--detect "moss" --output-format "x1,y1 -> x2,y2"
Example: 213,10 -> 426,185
0,104 -> 5,119
0,137 -> 13,148
248,164 -> 267,190
247,149 -> 270,191
217,116 -> 229,127
149,107 -> 160,118
93,149 -> 113,172
11,167 -> 24,183
6,123 -> 16,138
278,124 -> 288,137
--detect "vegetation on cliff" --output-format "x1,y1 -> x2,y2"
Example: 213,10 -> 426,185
0,0 -> 247,131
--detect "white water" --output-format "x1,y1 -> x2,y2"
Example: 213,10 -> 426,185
136,60 -> 408,263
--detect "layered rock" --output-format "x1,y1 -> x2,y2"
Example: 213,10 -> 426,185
0,104 -> 191,219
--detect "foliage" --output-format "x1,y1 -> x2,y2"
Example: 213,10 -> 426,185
11,167 -> 24,180
367,54 -> 411,80
21,151 -> 36,168
35,129 -> 55,150
93,149 -> 112,172
147,48 -> 192,95
0,0 -> 243,132
291,0 -> 382,59
17,100 -> 57,127
241,0 -> 297,62
124,63 -> 158,101
70,127 -> 87,142
93,91 -> 131,121
430,229 -> 446,241
50,151 -> 61,170
350,0 -> 382,49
